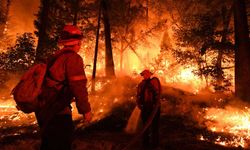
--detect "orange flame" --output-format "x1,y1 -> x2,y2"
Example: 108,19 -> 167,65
201,106 -> 250,148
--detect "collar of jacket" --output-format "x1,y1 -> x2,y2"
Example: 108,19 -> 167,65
54,47 -> 77,56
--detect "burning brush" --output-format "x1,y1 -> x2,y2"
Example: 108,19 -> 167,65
200,105 -> 250,148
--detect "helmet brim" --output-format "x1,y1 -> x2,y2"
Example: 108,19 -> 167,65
140,70 -> 153,76
58,38 -> 81,46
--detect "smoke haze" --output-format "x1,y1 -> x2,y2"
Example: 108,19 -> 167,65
8,0 -> 39,37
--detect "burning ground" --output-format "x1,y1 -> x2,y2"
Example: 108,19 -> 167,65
0,0 -> 248,149
0,77 -> 248,150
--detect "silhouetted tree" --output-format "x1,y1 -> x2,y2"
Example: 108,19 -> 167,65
101,0 -> 115,77
0,0 -> 10,37
35,0 -> 53,62
234,0 -> 250,101
5,33 -> 36,71
170,0 -> 234,91
0,0 -> 11,51
35,0 -> 81,61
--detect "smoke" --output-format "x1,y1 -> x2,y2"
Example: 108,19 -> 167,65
73,76 -> 140,129
160,84 -> 229,127
7,0 -> 39,37
160,83 -> 250,148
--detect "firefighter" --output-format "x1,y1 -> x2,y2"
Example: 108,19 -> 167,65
35,25 -> 92,150
136,69 -> 161,149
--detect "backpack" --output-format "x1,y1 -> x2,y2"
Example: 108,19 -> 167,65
139,77 -> 161,106
11,63 -> 47,113
11,51 -> 72,114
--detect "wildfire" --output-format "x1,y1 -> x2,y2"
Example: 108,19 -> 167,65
177,67 -> 205,93
0,79 -> 130,139
200,106 -> 250,148
0,100 -> 37,140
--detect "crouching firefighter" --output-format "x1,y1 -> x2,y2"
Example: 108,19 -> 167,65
136,69 -> 161,149
35,25 -> 92,150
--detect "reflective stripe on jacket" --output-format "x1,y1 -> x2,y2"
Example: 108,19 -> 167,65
44,48 -> 91,115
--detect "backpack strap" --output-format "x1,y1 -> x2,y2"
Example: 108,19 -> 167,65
37,50 -> 76,135
46,50 -> 75,84
140,77 -> 161,104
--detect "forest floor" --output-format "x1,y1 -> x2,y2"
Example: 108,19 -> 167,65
0,109 -> 245,150
0,77 -> 248,150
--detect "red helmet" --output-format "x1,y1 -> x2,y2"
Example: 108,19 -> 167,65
58,25 -> 83,46
140,69 -> 153,76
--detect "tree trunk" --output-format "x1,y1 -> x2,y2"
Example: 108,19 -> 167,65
0,1 -> 6,37
36,0 -> 50,62
91,3 -> 101,92
0,0 -> 10,37
102,0 -> 115,77
72,0 -> 79,25
234,0 -> 250,102
120,40 -> 124,73
215,5 -> 233,90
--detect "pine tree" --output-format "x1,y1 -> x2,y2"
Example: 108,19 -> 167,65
0,0 -> 11,51
0,0 -> 10,38
170,0 -> 234,91
5,33 -> 36,71
234,0 -> 250,101
105,0 -> 167,72
35,0 -> 73,61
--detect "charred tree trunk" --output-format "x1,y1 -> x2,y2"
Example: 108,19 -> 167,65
234,0 -> 250,102
102,0 -> 115,77
0,0 -> 10,37
5,0 -> 10,34
36,0 -> 50,62
215,5 -> 233,90
72,0 -> 79,25
0,1 -> 6,37
91,3 -> 101,92
120,40 -> 124,72
215,51 -> 223,87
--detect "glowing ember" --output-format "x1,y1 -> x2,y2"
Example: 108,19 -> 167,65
201,106 -> 250,148
162,66 -> 207,93
0,79 -> 129,138
178,67 -> 205,91
113,98 -> 118,103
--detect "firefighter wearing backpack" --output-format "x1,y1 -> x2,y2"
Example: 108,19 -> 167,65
136,69 -> 161,149
35,25 -> 92,150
